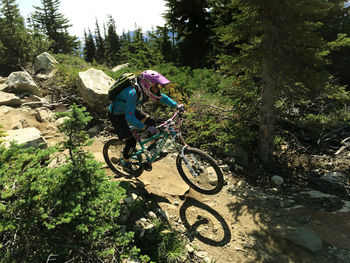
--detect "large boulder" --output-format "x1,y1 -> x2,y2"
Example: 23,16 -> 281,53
76,68 -> 114,113
0,91 -> 21,107
34,52 -> 58,73
3,127 -> 47,148
4,71 -> 42,97
112,63 -> 130,72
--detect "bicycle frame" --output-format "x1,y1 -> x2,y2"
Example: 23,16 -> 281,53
129,111 -> 186,163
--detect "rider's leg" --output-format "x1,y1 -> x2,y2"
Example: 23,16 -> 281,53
122,136 -> 136,163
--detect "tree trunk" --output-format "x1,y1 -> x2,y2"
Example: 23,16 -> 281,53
259,32 -> 275,163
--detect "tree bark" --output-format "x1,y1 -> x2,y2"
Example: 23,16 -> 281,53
259,32 -> 275,163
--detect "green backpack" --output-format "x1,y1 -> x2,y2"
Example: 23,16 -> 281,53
108,73 -> 136,100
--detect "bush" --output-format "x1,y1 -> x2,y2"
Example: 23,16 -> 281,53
0,105 -> 139,262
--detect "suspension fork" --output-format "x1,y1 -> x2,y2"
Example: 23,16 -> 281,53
180,145 -> 199,178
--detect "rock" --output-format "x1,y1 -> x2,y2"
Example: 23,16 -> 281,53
270,226 -> 322,252
271,175 -> 284,186
112,63 -> 130,72
122,257 -> 140,263
34,52 -> 58,73
0,76 -> 7,84
124,193 -> 138,206
220,164 -> 230,172
322,172 -> 346,186
76,68 -> 115,113
3,127 -> 47,149
4,71 -> 42,97
283,189 -> 350,250
87,125 -> 100,137
185,244 -> 194,253
0,91 -> 21,107
237,180 -> 247,187
157,208 -> 169,220
194,250 -> 208,259
35,108 -> 55,122
148,211 -> 157,220
55,117 -> 69,128
0,83 -> 7,91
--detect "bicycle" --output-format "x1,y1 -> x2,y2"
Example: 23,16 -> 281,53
103,110 -> 224,195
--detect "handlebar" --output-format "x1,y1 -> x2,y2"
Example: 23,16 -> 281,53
156,110 -> 184,131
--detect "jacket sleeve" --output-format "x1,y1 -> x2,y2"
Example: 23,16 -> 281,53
125,89 -> 146,130
159,93 -> 177,108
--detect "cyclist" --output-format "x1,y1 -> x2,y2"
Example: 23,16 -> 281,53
108,70 -> 184,173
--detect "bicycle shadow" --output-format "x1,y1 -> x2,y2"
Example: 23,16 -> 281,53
179,197 -> 231,247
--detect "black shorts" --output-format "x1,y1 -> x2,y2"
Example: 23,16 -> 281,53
108,109 -> 156,140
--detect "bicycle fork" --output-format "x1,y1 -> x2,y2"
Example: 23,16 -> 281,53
180,146 -> 200,178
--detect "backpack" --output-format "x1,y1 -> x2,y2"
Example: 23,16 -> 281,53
108,73 -> 136,100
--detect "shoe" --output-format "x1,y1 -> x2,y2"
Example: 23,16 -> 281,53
122,161 -> 134,173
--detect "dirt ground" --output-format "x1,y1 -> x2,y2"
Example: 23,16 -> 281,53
86,136 -> 350,263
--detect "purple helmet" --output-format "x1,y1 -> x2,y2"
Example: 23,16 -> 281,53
139,70 -> 170,101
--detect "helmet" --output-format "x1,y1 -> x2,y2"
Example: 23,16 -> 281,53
139,70 -> 170,101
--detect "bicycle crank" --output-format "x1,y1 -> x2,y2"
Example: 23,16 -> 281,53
142,162 -> 152,171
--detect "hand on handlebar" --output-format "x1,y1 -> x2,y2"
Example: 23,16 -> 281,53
147,126 -> 159,135
177,104 -> 185,112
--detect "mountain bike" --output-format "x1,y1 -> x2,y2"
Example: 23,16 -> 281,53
103,110 -> 224,195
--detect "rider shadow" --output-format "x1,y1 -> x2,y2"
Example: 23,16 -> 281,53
179,197 -> 231,247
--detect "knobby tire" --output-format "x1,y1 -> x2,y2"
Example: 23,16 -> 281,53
176,147 -> 224,195
103,138 -> 144,177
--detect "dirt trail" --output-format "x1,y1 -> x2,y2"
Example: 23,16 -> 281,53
88,137 -> 347,263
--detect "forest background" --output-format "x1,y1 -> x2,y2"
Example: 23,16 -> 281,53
1,0 -> 350,163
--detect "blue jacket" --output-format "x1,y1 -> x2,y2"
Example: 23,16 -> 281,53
108,85 -> 177,130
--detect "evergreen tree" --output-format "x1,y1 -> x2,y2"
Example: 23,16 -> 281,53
0,0 -> 32,75
31,0 -> 79,53
164,0 -> 213,68
105,15 -> 121,66
320,1 -> 350,87
94,19 -> 106,64
83,29 -> 95,63
152,25 -> 173,63
214,0 -> 346,162
119,30 -> 132,63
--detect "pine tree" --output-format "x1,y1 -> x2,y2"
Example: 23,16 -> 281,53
0,0 -> 32,75
164,0 -> 213,68
83,29 -> 95,63
214,0 -> 346,162
105,15 -> 121,66
31,0 -> 79,53
94,19 -> 106,64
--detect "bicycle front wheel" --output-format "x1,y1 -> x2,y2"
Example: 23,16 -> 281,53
176,147 -> 224,195
103,138 -> 144,177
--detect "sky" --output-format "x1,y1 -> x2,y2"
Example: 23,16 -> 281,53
17,0 -> 167,38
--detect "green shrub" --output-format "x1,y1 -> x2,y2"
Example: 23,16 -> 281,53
0,105 -> 139,262
136,217 -> 186,263
0,125 -> 6,145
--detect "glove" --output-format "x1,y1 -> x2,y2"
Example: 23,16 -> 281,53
177,104 -> 185,112
147,126 -> 159,135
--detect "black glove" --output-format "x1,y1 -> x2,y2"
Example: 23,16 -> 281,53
177,104 -> 185,112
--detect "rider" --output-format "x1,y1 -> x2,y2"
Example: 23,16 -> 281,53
108,70 -> 184,173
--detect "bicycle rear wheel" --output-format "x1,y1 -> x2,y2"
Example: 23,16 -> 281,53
103,138 -> 144,177
176,147 -> 224,195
